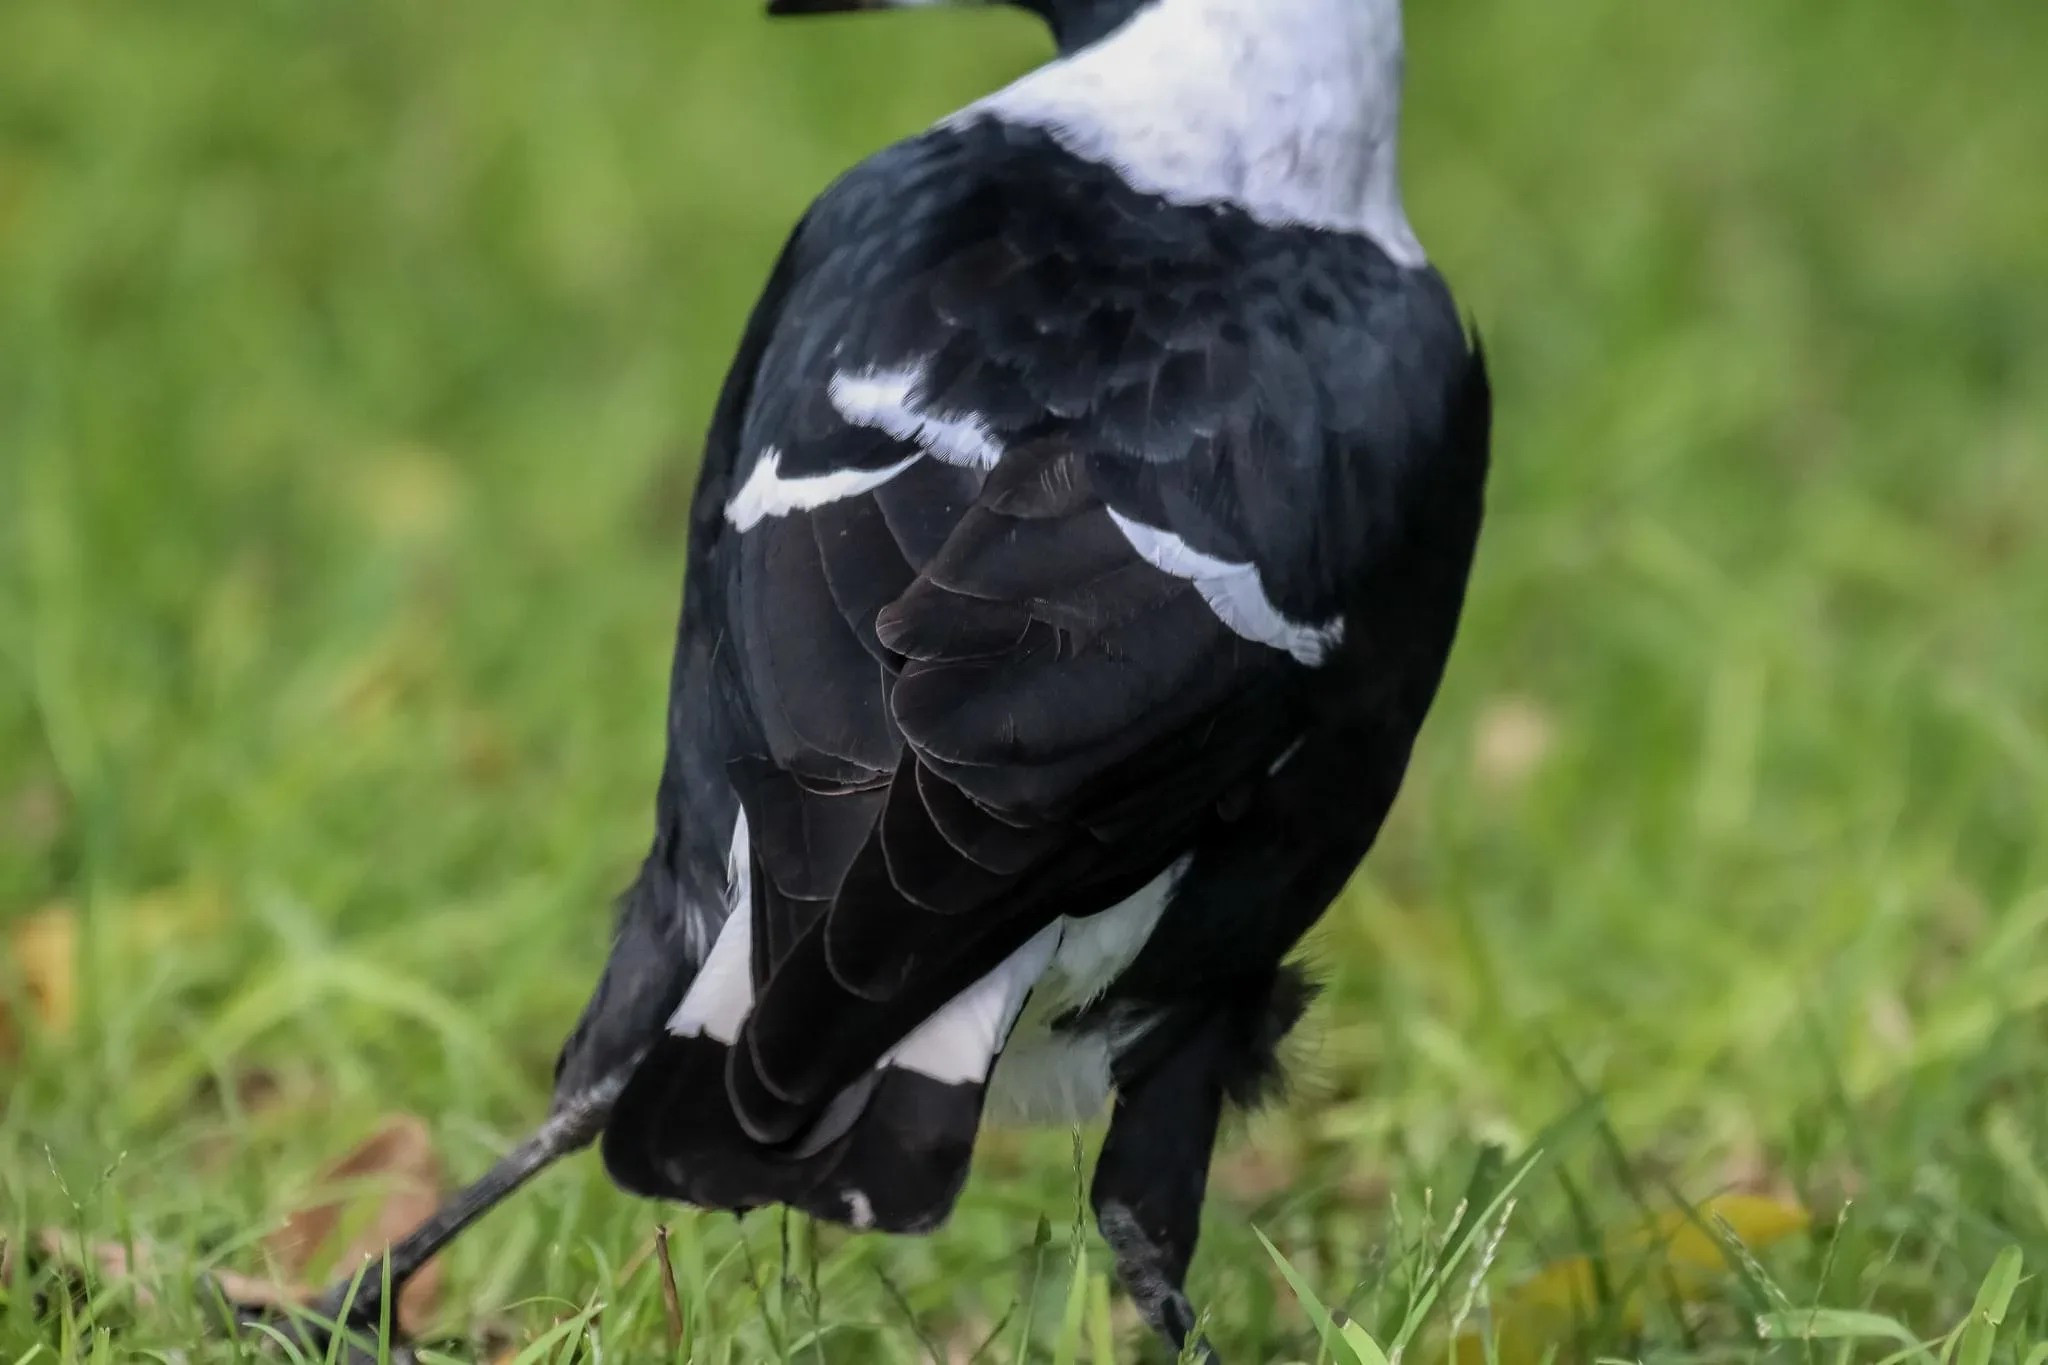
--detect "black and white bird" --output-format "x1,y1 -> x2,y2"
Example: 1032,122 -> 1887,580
284,0 -> 1491,1355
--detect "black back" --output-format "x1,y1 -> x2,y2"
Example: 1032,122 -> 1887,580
563,114 -> 1488,1148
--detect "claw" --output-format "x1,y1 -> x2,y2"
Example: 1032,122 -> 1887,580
200,1271 -> 416,1365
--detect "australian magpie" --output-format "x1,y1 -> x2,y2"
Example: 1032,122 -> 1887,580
274,0 -> 1491,1356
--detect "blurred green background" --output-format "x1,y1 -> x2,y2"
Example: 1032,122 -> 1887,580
3,0 -> 2046,1360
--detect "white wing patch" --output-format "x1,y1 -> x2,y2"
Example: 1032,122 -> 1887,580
883,921 -> 1063,1084
829,363 -> 1003,470
669,819 -> 1186,1128
722,361 -> 1006,531
724,446 -> 921,531
666,814 -> 756,1044
887,859 -> 1185,1112
1108,510 -> 1344,665
957,0 -> 1423,265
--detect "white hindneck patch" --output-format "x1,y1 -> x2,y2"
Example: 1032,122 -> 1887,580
957,0 -> 1423,265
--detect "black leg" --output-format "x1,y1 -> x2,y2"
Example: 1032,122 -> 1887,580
1092,1018 -> 1229,1363
217,1076 -> 622,1355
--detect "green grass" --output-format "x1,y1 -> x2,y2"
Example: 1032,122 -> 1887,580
3,0 -> 2046,1359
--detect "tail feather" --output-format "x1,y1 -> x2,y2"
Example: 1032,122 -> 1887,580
602,1032 -> 985,1233
601,912 -> 1057,1232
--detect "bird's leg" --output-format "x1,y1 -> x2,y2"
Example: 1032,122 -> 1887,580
222,1075 -> 624,1353
1091,1024 -> 1228,1363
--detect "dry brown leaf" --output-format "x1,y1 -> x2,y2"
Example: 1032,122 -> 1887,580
122,881 -> 230,954
1,905 -> 79,1059
1472,695 -> 1556,793
4,778 -> 65,851
267,1114 -> 444,1336
207,1266 -> 312,1313
0,1230 -> 160,1308
653,1225 -> 685,1349
1212,1130 -> 1306,1205
189,1065 -> 337,1175
2,1228 -> 325,1336
353,445 -> 463,546
1446,1194 -> 1812,1365
1717,1131 -> 1803,1203
935,1314 -> 1002,1365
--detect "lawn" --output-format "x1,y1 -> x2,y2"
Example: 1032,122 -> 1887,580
2,0 -> 2046,1360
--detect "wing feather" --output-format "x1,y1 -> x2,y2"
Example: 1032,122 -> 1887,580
686,117 -> 1477,1147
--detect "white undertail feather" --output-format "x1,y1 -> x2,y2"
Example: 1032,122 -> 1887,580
882,921 -> 1063,1084
983,1026 -> 1115,1126
1042,854 -> 1190,1013
958,0 -> 1423,264
668,814 -> 1187,1124
984,858 -> 1189,1124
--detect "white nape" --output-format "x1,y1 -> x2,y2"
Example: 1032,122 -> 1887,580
829,363 -> 1005,470
1108,510 -> 1344,665
956,0 -> 1423,266
724,446 -> 922,531
666,813 -> 755,1042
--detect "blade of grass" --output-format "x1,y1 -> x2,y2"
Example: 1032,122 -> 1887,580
1052,1242 -> 1090,1365
1953,1247 -> 2021,1365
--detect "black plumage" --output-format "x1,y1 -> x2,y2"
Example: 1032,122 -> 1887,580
264,0 -> 1492,1359
600,110 -> 1489,1343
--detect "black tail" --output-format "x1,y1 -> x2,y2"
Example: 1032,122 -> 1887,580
602,1033 -> 985,1234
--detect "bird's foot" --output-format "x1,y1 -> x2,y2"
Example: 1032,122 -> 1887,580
1097,1201 -> 1220,1363
201,1271 -> 415,1365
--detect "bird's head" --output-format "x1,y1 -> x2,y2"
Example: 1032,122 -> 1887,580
768,0 -> 1146,54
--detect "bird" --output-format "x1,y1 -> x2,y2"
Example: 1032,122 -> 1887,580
270,0 -> 1491,1356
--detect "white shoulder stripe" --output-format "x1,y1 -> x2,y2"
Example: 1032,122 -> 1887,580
829,363 -> 1003,470
724,446 -> 921,531
722,360 -> 1007,532
1107,510 -> 1344,665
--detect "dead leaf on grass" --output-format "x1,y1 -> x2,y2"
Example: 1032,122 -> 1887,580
1,905 -> 79,1060
265,1113 -> 445,1336
1472,695 -> 1556,793
0,1229 -> 161,1311
1445,1193 -> 1811,1365
207,1265 -> 313,1313
4,777 -> 65,851
1,1228 -> 370,1339
1212,1127 -> 1308,1205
